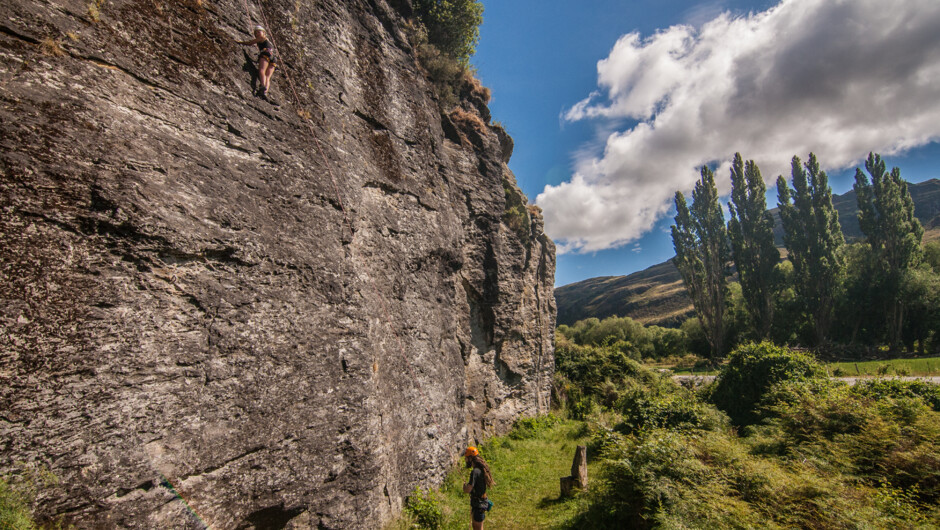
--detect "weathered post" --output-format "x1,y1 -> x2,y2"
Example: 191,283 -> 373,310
560,445 -> 588,497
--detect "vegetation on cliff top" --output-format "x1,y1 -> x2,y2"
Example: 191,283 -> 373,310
408,0 -> 487,110
413,0 -> 483,67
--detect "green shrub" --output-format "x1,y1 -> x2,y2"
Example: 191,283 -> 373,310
709,342 -> 828,426
569,395 -> 597,421
502,178 -> 531,241
751,379 -> 940,505
406,23 -> 465,108
554,334 -> 653,399
412,0 -> 483,66
508,414 -> 559,440
616,386 -> 727,434
765,383 -> 875,446
851,379 -> 940,411
404,487 -> 443,529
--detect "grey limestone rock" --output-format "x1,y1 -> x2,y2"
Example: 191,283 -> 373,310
0,0 -> 555,527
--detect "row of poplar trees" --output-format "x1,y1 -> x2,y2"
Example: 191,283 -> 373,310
672,152 -> 930,357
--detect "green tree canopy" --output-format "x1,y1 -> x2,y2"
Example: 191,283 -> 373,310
776,153 -> 843,345
853,152 -> 924,349
727,153 -> 779,339
413,0 -> 483,65
672,166 -> 730,357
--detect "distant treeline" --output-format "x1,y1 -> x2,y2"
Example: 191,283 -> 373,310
672,152 -> 940,357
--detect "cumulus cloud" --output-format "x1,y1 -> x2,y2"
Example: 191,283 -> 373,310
539,0 -> 940,254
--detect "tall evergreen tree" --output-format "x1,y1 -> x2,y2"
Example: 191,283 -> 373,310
776,153 -> 844,345
853,152 -> 924,350
727,153 -> 779,339
672,166 -> 730,357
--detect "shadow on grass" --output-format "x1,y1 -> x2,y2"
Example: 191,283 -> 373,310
537,494 -> 570,508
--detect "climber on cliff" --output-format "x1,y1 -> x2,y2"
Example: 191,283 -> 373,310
238,26 -> 278,100
462,447 -> 494,529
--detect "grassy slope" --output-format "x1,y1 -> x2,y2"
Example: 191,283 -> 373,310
554,261 -> 693,327
390,419 -> 598,529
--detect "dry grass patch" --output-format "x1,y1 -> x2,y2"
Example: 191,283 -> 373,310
39,38 -> 65,57
449,107 -> 487,137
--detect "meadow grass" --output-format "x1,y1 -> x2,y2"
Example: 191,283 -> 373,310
390,417 -> 597,529
826,356 -> 940,376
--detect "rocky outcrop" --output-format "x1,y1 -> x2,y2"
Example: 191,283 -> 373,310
0,0 -> 555,527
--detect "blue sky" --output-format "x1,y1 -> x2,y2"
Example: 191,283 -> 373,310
471,0 -> 940,287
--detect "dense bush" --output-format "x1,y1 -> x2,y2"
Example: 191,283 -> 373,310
616,386 -> 727,434
708,342 -> 827,426
559,315 -> 690,360
852,378 -> 940,411
553,332 -> 652,397
751,380 -> 940,506
404,487 -> 444,529
412,0 -> 483,66
574,392 -> 940,529
508,413 -> 559,440
571,425 -> 930,530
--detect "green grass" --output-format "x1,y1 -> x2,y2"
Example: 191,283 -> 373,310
652,356 -> 940,377
389,417 -> 598,529
0,479 -> 36,530
826,356 -> 940,377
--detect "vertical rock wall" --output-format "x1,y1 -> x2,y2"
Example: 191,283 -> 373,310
0,0 -> 555,527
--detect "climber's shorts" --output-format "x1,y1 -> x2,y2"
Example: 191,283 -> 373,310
258,50 -> 278,66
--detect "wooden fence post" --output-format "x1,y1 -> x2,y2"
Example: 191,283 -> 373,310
560,445 -> 587,497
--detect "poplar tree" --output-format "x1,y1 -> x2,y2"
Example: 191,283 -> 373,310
853,152 -> 924,350
672,166 -> 730,357
727,153 -> 779,339
776,153 -> 844,345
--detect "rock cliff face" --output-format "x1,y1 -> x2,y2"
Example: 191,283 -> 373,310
0,0 -> 555,527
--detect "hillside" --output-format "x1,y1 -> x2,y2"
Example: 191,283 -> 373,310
0,1 -> 555,528
556,178 -> 940,327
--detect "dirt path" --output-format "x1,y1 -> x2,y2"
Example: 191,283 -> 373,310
673,375 -> 940,386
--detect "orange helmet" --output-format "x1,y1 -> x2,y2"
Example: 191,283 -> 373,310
464,446 -> 479,457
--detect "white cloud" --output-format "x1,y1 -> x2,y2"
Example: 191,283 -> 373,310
539,0 -> 940,254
